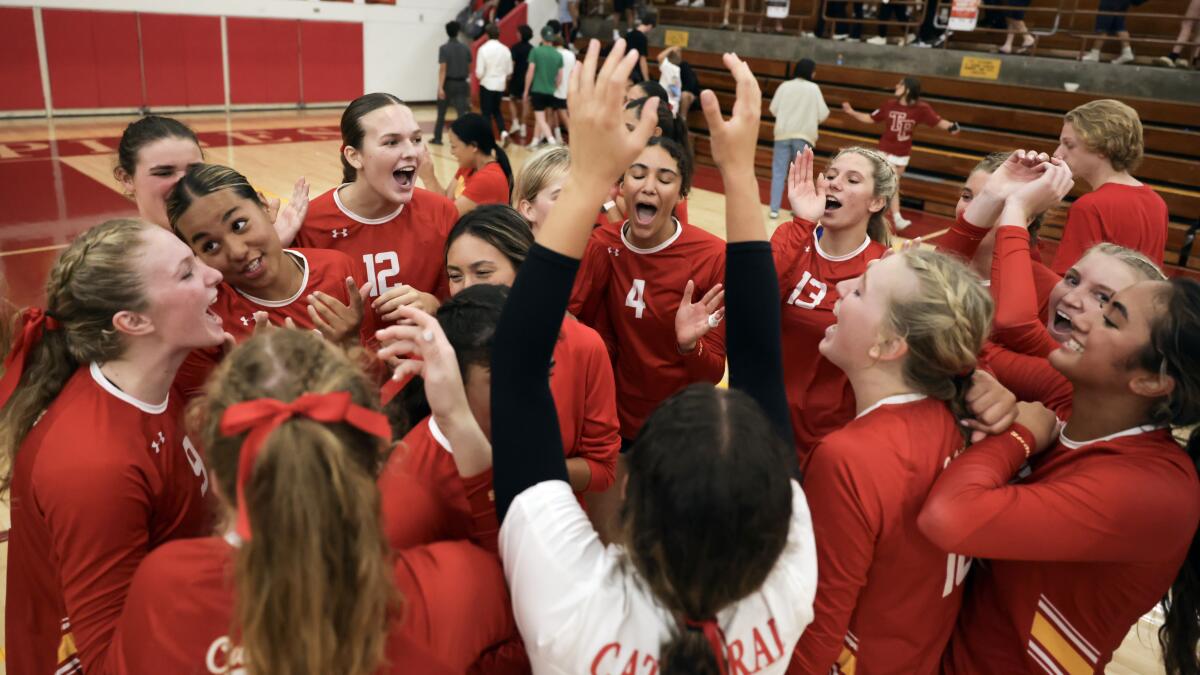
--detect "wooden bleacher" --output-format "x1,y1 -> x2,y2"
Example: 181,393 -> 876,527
649,46 -> 1200,274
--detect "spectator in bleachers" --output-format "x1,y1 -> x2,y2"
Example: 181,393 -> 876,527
721,0 -> 747,30
476,23 -> 513,144
560,0 -> 580,45
998,0 -> 1036,54
866,0 -> 914,45
1082,0 -> 1136,64
657,46 -> 685,114
1157,0 -> 1200,67
1051,99 -> 1168,272
609,0 -> 635,40
506,25 -> 534,140
432,21 -> 472,146
768,58 -> 830,220
678,53 -> 701,120
828,0 -> 865,41
625,12 -> 656,83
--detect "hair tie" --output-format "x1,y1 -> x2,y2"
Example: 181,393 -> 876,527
683,617 -> 729,675
219,391 -> 392,539
0,308 -> 62,409
951,368 -> 976,390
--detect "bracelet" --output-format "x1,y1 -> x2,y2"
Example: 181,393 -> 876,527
678,338 -> 704,357
1009,429 -> 1031,458
601,200 -> 616,213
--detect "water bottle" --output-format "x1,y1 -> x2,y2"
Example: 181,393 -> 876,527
836,53 -> 844,65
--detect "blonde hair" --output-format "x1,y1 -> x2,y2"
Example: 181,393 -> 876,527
195,329 -> 395,675
513,145 -> 570,209
886,248 -> 994,441
0,218 -> 151,494
1064,99 -> 1144,172
972,151 -> 1010,175
1082,242 -> 1167,282
831,146 -> 897,246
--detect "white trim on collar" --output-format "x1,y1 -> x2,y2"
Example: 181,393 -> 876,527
814,226 -> 872,262
856,393 -> 927,419
234,250 -> 310,308
333,183 -> 404,224
1060,423 -> 1167,449
428,416 -> 453,454
621,218 -> 683,254
89,362 -> 168,414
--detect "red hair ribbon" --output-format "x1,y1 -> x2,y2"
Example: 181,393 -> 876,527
0,308 -> 61,409
219,391 -> 393,539
684,617 -> 729,675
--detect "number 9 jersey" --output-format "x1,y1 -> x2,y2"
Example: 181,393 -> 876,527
297,185 -> 458,316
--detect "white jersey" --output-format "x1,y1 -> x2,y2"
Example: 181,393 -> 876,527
554,47 -> 576,100
499,480 -> 818,674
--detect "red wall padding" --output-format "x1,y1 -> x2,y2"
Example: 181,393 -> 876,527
43,9 -> 142,109
140,14 -> 224,107
300,21 -> 362,103
0,8 -> 44,111
226,17 -> 301,105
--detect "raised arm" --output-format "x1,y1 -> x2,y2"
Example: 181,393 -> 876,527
700,53 -> 793,448
840,101 -> 874,125
490,40 -> 658,522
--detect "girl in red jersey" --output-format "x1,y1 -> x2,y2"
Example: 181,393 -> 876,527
1,219 -> 223,675
597,96 -> 692,228
841,77 -> 959,231
919,165 -> 1200,675
417,112 -> 515,216
773,145 -> 891,466
114,115 -> 308,239
110,327 -> 515,675
788,247 -> 997,674
1051,99 -> 1168,273
490,43 -> 817,674
296,93 -> 458,320
513,145 -> 570,231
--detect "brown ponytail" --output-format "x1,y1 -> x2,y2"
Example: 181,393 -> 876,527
0,218 -> 150,494
198,329 -> 395,675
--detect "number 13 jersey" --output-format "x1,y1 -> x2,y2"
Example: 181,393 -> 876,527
771,217 -> 887,466
297,185 -> 457,309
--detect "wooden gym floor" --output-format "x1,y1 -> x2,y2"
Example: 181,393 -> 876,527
0,106 -> 1165,674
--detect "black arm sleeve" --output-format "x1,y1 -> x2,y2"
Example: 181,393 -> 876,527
725,241 -> 794,459
491,243 -> 575,523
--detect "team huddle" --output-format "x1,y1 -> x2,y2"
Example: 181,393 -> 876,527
2,40 -> 1198,675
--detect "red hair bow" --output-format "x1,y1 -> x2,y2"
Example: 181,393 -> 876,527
0,308 -> 61,409
684,617 -> 729,674
219,391 -> 392,539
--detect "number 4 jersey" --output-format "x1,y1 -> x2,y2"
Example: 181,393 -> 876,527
297,185 -> 458,311
771,217 -> 887,466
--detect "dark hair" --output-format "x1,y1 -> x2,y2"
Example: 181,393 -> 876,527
626,97 -> 691,162
624,135 -> 692,197
115,115 -> 201,180
640,11 -> 658,27
1137,278 -> 1200,675
623,384 -> 793,675
632,80 -> 671,103
793,58 -> 816,81
167,163 -> 264,232
484,22 -> 500,39
437,283 -> 509,380
449,113 -> 514,200
446,21 -> 461,38
900,76 -> 922,103
518,24 -> 533,41
445,204 -> 534,269
340,92 -> 405,184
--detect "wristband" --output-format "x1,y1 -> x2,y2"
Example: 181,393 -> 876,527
948,122 -> 961,133
1009,429 -> 1031,458
601,200 -> 616,213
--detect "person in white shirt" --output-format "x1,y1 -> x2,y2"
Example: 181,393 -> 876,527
657,46 -> 683,114
767,58 -> 829,219
490,41 -> 817,675
476,23 -> 514,144
551,37 -> 576,144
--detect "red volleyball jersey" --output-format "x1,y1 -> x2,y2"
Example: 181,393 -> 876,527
771,217 -> 888,464
924,351 -> 1200,674
1051,183 -> 1168,275
989,227 -> 1064,358
551,315 -> 620,493
380,418 -> 474,548
870,99 -> 941,157
110,534 -> 515,674
569,219 -> 726,438
454,161 -> 510,206
6,364 -> 211,675
789,395 -> 968,675
296,185 -> 457,305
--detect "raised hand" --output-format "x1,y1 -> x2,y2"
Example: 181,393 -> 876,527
1006,162 -> 1073,221
271,176 -> 309,246
982,149 -> 1055,201
374,284 -> 439,322
787,146 -> 828,224
306,277 -> 370,345
699,52 -> 761,173
675,280 -> 725,352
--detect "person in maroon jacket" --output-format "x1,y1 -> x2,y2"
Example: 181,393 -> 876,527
2,218 -> 225,675
1051,98 -> 1168,274
919,164 -> 1200,675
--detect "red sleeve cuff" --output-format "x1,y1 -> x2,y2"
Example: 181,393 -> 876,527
462,468 -> 500,553
955,212 -> 991,239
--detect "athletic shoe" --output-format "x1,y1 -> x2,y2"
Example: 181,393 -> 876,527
1113,49 -> 1135,65
904,33 -> 918,44
691,0 -> 705,5
892,213 -> 912,231
866,36 -> 888,45
676,0 -> 689,5
912,40 -> 933,48
508,120 -> 521,133
500,131 -> 510,146
1177,57 -> 1191,68
1081,49 -> 1101,62
833,33 -> 850,40
1156,55 -> 1176,67
769,210 -> 779,219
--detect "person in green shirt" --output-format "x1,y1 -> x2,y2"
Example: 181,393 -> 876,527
523,25 -> 565,147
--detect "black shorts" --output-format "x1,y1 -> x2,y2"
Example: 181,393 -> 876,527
1095,0 -> 1130,33
1004,0 -> 1031,20
507,70 -> 527,98
531,92 -> 557,111
613,0 -> 634,13
551,97 -> 568,110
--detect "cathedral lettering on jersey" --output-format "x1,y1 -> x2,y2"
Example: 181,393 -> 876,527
587,619 -> 786,675
206,635 -> 246,675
